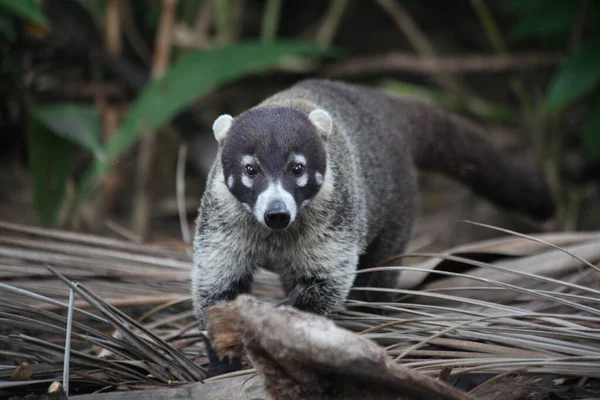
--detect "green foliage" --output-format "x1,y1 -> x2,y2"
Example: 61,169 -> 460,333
26,104 -> 102,227
510,0 -> 600,160
0,0 -> 47,26
71,41 -> 335,217
509,0 -> 578,41
545,36 -> 600,113
0,0 -> 48,41
103,41 -> 333,166
26,118 -> 75,227
34,104 -> 105,162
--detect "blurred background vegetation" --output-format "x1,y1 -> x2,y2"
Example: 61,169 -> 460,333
0,0 -> 599,248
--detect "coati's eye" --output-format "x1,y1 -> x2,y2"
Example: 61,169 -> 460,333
244,164 -> 258,177
291,163 -> 305,176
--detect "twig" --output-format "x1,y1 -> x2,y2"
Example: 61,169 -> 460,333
62,288 -> 74,397
462,220 -> 600,274
131,123 -> 155,241
37,295 -> 190,312
469,0 -> 507,53
89,0 -> 124,233
467,0 -> 543,180
105,219 -> 143,244
45,82 -> 125,100
132,0 -> 178,240
0,282 -> 108,323
570,0 -> 592,50
0,220 -> 188,256
194,0 -> 214,37
213,0 -> 242,45
176,144 -> 191,244
121,0 -> 153,65
320,52 -> 565,77
261,0 -> 282,43
181,0 -> 213,48
315,0 -> 349,46
395,316 -> 503,361
203,368 -> 257,382
376,0 -> 434,58
105,0 -> 122,54
376,0 -> 467,95
468,366 -> 529,394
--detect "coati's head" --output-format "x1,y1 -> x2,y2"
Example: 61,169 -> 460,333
212,106 -> 332,230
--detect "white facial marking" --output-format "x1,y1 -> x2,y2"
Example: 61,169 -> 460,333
293,154 -> 306,165
315,172 -> 323,186
241,155 -> 256,188
254,181 -> 297,227
242,155 -> 256,165
227,175 -> 234,188
297,174 -> 308,187
241,175 -> 253,188
292,154 -> 308,187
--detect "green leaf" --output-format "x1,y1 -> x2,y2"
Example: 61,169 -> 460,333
545,36 -> 600,113
71,40 -> 334,217
26,118 -> 75,227
508,0 -> 578,41
583,91 -> 600,161
0,0 -> 47,26
104,41 -> 333,162
34,104 -> 105,162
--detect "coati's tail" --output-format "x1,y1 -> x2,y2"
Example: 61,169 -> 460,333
396,98 -> 556,220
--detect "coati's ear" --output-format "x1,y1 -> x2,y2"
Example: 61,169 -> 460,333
309,109 -> 333,139
212,114 -> 233,144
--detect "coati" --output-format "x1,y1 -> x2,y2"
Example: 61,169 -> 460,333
191,79 -> 555,375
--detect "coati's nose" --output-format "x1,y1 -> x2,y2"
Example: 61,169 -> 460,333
264,201 -> 291,230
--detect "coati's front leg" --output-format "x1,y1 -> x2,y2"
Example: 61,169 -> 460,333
191,251 -> 255,377
350,224 -> 411,310
280,253 -> 357,316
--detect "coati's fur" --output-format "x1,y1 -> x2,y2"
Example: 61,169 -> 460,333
192,79 -> 555,375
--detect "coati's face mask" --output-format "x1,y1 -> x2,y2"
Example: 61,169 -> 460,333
213,106 -> 331,230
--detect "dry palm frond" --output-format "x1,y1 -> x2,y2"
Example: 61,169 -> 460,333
0,220 -> 599,398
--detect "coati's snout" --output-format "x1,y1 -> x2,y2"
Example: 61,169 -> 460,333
264,200 -> 291,230
212,106 -> 333,230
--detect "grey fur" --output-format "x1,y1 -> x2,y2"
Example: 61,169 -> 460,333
192,79 -> 555,345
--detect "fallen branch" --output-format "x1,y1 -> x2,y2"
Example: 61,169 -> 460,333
206,295 -> 471,400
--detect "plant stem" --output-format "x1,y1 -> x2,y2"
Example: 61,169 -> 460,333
315,0 -> 348,46
261,0 -> 282,43
564,186 -> 583,231
214,0 -> 242,45
469,0 -> 506,53
132,0 -> 178,240
214,0 -> 231,45
569,0 -> 591,51
376,0 -> 470,96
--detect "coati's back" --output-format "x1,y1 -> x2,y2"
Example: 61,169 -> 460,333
261,79 -> 555,238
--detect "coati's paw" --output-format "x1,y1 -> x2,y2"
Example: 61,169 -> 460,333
206,356 -> 243,378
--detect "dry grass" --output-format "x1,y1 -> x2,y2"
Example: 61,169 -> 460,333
0,220 -> 599,397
